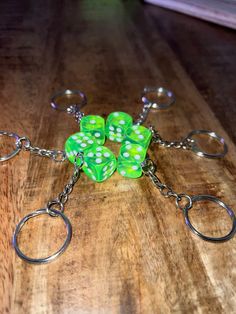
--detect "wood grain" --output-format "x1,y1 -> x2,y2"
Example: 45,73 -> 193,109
0,1 -> 236,313
145,0 -> 236,30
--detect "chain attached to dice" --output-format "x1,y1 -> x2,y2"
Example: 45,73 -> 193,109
1,87 -> 235,264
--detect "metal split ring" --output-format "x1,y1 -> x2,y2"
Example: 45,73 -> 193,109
142,87 -> 175,110
0,131 -> 21,162
183,195 -> 236,242
51,89 -> 87,112
186,129 -> 228,158
13,208 -> 72,264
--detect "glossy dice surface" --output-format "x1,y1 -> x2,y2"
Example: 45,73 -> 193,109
80,115 -> 105,145
119,143 -> 147,162
65,132 -> 97,165
83,146 -> 117,182
123,125 -> 152,149
117,143 -> 147,178
105,112 -> 133,143
117,161 -> 142,178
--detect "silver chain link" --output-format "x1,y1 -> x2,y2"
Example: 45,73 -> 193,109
67,105 -> 85,124
149,126 -> 195,150
134,103 -> 152,125
16,137 -> 67,162
141,158 -> 192,210
46,152 -> 83,216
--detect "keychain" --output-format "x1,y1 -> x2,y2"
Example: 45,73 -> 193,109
0,87 -> 235,265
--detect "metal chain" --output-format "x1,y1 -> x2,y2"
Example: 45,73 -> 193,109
141,158 -> 192,211
67,105 -> 85,124
46,152 -> 83,216
134,103 -> 152,125
149,126 -> 195,150
16,137 -> 67,162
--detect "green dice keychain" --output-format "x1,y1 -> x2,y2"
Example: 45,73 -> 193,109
0,87 -> 235,264
65,113 -> 152,181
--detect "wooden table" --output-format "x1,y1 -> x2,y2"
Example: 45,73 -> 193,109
1,1 -> 236,313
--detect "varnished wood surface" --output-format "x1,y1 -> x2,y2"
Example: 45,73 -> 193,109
0,1 -> 236,313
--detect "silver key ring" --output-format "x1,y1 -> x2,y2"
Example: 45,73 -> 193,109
142,87 -> 175,110
0,131 -> 21,162
51,89 -> 87,112
186,129 -> 228,158
183,195 -> 236,242
13,208 -> 72,264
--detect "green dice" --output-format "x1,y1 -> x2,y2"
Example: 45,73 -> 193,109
65,112 -> 152,182
118,125 -> 151,178
65,132 -> 96,165
117,143 -> 147,178
123,125 -> 152,149
65,133 -> 117,182
105,112 -> 133,143
80,115 -> 105,145
83,146 -> 117,182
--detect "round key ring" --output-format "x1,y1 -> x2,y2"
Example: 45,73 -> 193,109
13,208 -> 72,264
186,129 -> 228,158
51,89 -> 87,112
142,87 -> 175,110
183,195 -> 236,242
0,131 -> 21,162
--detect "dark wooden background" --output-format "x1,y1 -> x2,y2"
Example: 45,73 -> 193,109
0,1 -> 236,313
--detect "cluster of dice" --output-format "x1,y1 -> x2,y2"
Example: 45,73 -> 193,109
65,112 -> 152,182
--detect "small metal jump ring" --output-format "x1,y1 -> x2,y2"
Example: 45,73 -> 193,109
13,208 -> 72,264
183,195 -> 236,242
46,201 -> 64,217
176,193 -> 193,210
142,87 -> 175,110
16,136 -> 31,149
0,131 -> 21,162
186,130 -> 228,159
51,89 -> 87,112
74,151 -> 84,169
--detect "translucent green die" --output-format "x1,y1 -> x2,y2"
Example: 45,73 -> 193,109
123,125 -> 152,149
65,132 -> 97,165
83,146 -> 117,182
119,143 -> 147,162
117,143 -> 147,178
105,112 -> 133,143
80,115 -> 105,145
117,161 -> 142,178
